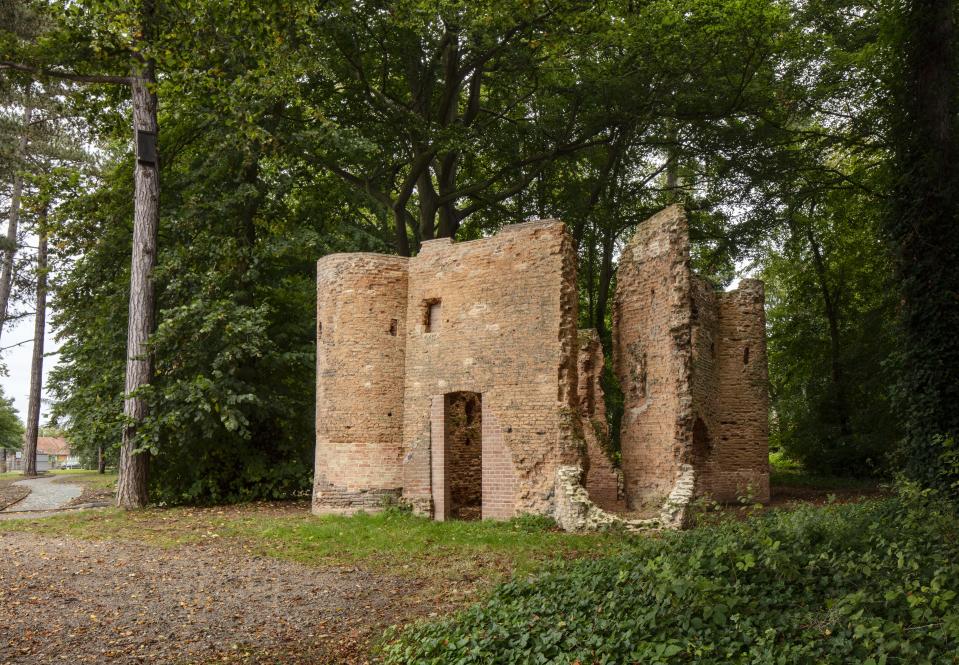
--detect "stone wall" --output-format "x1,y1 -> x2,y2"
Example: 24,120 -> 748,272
613,205 -> 695,511
312,206 -> 769,528
577,329 -> 624,512
401,220 -> 583,518
313,254 -> 409,514
711,280 -> 770,501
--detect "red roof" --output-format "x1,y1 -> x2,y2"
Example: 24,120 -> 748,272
36,437 -> 70,456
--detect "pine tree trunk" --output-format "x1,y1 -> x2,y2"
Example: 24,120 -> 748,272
23,206 -> 48,478
116,72 -> 158,509
0,103 -> 33,345
1,448 -> 7,474
97,445 -> 106,474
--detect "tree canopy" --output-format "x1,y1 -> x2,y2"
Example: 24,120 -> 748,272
0,0 -> 956,501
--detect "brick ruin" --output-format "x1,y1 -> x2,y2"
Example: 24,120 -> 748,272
313,205 -> 769,530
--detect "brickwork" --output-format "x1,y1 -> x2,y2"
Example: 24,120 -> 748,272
446,392 -> 482,519
313,254 -> 408,515
614,205 -> 769,514
402,220 -> 581,518
613,205 -> 695,510
711,280 -> 770,501
313,207 -> 769,528
577,330 -> 625,512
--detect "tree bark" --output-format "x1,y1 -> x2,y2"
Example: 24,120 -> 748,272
0,448 -> 6,474
594,225 -> 616,344
892,0 -> 959,487
23,205 -> 48,477
116,69 -> 158,509
806,226 -> 852,439
0,102 -> 33,345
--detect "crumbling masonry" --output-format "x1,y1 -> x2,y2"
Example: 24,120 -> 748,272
313,206 -> 769,530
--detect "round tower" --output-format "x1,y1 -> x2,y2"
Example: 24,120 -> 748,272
313,253 -> 409,514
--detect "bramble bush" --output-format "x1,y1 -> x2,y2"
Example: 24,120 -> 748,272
383,494 -> 959,664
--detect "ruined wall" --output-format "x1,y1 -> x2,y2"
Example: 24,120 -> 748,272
401,220 -> 582,519
710,280 -> 770,501
613,206 -> 694,510
577,329 -> 624,512
613,206 -> 769,511
689,277 -> 770,502
690,275 -> 721,493
313,254 -> 409,514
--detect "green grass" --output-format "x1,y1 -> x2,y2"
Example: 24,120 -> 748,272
0,503 -> 633,583
48,469 -> 118,490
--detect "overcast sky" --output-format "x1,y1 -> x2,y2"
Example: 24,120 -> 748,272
0,310 -> 60,426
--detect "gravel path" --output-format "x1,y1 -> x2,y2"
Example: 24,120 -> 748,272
1,475 -> 82,512
0,531 -> 435,663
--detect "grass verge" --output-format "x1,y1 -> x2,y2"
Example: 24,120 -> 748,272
0,502 -> 633,585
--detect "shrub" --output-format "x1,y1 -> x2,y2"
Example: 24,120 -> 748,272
383,497 -> 959,664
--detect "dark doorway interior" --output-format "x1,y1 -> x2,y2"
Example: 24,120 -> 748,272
445,391 -> 482,520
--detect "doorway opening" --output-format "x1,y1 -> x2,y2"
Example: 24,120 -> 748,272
444,391 -> 482,520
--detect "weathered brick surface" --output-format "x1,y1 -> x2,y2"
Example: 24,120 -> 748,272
403,221 -> 580,518
614,205 -> 769,512
577,329 -> 625,512
711,280 -> 770,501
313,254 -> 408,515
613,205 -> 695,510
313,207 -> 768,526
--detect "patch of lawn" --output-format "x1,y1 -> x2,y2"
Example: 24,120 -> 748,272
49,469 -> 118,491
0,502 -> 634,585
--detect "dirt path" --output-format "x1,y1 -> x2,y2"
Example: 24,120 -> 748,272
1,476 -> 82,512
0,532 -> 436,664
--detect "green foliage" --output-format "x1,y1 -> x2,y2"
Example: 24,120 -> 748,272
885,0 -> 959,496
0,386 -> 24,451
384,497 -> 959,664
763,191 -> 900,476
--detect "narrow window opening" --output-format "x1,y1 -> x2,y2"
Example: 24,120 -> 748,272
317,322 -> 322,337
389,319 -> 398,336
743,345 -> 750,366
638,352 -> 648,398
424,299 -> 442,332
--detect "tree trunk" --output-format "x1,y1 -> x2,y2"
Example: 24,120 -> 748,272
1,448 -> 7,474
392,206 -> 412,257
594,226 -> 616,345
806,226 -> 852,439
23,205 -> 48,478
0,102 -> 33,345
892,0 -> 959,488
97,445 -> 105,473
116,71 -> 159,509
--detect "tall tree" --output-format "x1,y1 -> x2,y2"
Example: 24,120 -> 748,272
889,0 -> 959,491
22,200 -> 47,477
2,0 -> 162,505
0,97 -> 32,345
